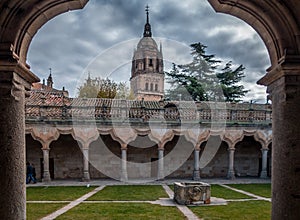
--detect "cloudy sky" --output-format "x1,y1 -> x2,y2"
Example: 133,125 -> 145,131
27,0 -> 270,103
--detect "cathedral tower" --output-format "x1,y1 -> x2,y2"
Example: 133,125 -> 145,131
130,6 -> 164,101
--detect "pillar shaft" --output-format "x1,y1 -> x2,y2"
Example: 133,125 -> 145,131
121,148 -> 128,181
227,148 -> 235,179
267,74 -> 300,220
0,71 -> 28,219
82,148 -> 90,181
158,148 -> 164,180
42,148 -> 51,182
193,149 -> 200,180
260,149 -> 268,178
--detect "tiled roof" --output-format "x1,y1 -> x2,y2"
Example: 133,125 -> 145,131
25,90 -> 272,124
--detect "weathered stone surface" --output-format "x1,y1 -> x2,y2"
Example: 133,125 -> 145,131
174,182 -> 211,205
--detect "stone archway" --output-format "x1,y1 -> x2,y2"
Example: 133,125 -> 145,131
207,2 -> 300,219
0,1 -> 299,219
0,1 -> 89,219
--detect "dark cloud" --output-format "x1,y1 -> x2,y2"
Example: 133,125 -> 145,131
27,0 -> 270,102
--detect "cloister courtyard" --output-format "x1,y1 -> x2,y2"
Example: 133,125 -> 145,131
26,179 -> 271,220
1,1 -> 299,220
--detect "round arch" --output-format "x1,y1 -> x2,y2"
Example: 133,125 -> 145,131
1,1 -> 300,219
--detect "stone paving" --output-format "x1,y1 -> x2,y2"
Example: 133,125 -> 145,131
27,177 -> 271,187
27,178 -> 271,220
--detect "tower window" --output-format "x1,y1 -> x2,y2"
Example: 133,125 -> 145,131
150,83 -> 153,91
145,83 -> 149,91
149,59 -> 153,67
155,84 -> 158,91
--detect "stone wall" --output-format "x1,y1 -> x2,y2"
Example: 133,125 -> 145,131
50,135 -> 83,179
235,136 -> 261,177
26,135 -> 43,180
201,140 -> 229,177
89,135 -> 121,179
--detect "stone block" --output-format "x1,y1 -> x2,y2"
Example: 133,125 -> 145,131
173,182 -> 211,205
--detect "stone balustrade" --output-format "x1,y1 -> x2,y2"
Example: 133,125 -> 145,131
25,92 -> 272,126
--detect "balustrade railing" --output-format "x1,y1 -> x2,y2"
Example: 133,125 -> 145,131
25,102 -> 272,125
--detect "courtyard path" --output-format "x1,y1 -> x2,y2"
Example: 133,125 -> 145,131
162,184 -> 200,220
41,185 -> 105,220
219,184 -> 271,202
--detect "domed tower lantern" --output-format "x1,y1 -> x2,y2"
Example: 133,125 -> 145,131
130,5 -> 164,101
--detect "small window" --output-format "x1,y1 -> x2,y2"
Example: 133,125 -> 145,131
149,59 -> 153,67
150,83 -> 153,91
155,84 -> 158,91
145,83 -> 149,90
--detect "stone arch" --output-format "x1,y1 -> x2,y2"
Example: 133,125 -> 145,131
27,126 -> 60,149
234,136 -> 262,177
25,134 -> 43,180
89,133 -> 121,179
164,134 -> 195,178
0,1 -> 88,64
0,1 -> 299,219
200,135 -> 229,177
49,134 -> 83,179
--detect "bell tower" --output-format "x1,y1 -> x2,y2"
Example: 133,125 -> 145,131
130,6 -> 164,101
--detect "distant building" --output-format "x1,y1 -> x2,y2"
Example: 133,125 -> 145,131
31,73 -> 69,97
130,6 -> 164,101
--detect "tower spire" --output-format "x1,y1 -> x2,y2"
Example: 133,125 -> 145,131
143,5 -> 152,37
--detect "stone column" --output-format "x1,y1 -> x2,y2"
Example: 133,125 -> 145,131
0,68 -> 37,219
193,149 -> 200,180
227,148 -> 235,179
82,147 -> 90,181
258,61 -> 300,220
260,148 -> 269,178
42,148 -> 51,182
158,148 -> 164,180
272,78 -> 300,219
121,146 -> 128,181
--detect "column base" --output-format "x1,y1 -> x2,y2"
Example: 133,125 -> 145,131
42,174 -> 51,182
121,176 -> 128,182
82,172 -> 90,182
227,171 -> 235,179
193,170 -> 200,180
260,170 -> 268,178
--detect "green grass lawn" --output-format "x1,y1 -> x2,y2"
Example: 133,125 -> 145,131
169,184 -> 253,199
26,184 -> 272,220
87,185 -> 168,201
227,183 -> 271,198
56,203 -> 186,220
190,200 -> 271,220
26,186 -> 96,201
211,185 -> 253,199
27,203 -> 67,220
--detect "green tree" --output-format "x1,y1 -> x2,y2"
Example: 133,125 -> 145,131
217,61 -> 249,102
78,75 -> 133,99
115,82 -> 135,100
96,78 -> 118,98
78,75 -> 99,98
165,42 -> 248,102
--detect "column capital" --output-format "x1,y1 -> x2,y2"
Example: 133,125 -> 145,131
120,143 -> 127,150
0,60 -> 39,91
42,147 -> 50,151
258,55 -> 300,87
158,147 -> 164,151
227,147 -> 235,152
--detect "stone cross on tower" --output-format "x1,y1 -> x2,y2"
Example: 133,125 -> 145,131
143,5 -> 152,37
